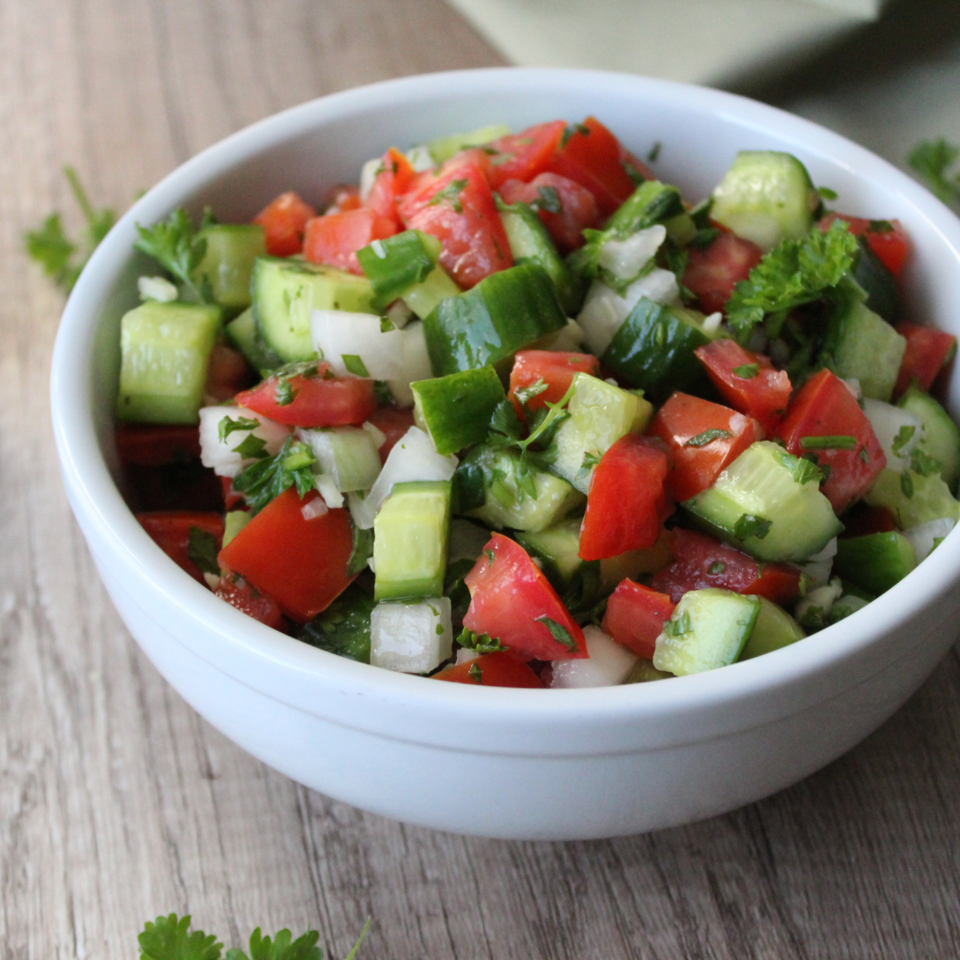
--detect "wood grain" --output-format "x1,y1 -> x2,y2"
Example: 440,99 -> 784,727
3,0 -> 960,957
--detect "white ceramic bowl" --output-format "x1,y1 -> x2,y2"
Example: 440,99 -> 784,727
51,68 -> 960,840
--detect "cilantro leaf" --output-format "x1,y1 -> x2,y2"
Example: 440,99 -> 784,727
908,137 -> 960,205
225,927 -> 322,960
458,626 -> 506,653
534,615 -> 579,651
139,915 -> 223,960
724,220 -> 859,342
24,166 -> 117,293
428,179 -> 468,214
532,185 -> 562,214
188,526 -> 221,576
218,415 -> 262,443
232,436 -> 317,514
663,611 -> 692,639
798,435 -> 856,451
134,207 -> 212,302
685,429 -> 733,448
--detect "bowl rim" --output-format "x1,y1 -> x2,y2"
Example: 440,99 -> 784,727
50,66 -> 960,740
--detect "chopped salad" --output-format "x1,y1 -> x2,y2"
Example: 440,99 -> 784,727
115,116 -> 960,688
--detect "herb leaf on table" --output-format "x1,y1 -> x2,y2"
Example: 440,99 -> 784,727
134,207 -> 215,303
908,137 -> 960,206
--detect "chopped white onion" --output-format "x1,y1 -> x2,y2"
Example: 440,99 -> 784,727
297,425 -> 381,492
796,537 -> 838,591
702,311 -> 723,334
370,597 -> 453,674
313,472 -> 344,510
597,225 -> 667,282
903,517 -> 956,563
550,626 -> 638,688
362,420 -> 388,450
138,275 -> 178,302
301,495 -> 329,521
385,299 -> 414,330
842,378 -> 862,401
387,320 -> 434,408
537,319 -> 585,352
455,648 -> 482,665
311,309 -> 406,380
350,426 -> 458,529
198,405 -> 291,478
794,577 -> 843,626
358,156 -> 382,202
405,144 -> 435,172
862,398 -> 922,473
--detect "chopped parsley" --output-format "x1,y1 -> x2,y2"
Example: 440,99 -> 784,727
458,627 -> 506,653
534,615 -> 579,652
134,206 -> 216,303
733,513 -> 772,541
428,178 -> 468,214
559,122 -> 590,148
799,435 -> 856,451
187,527 -> 220,576
732,363 -> 760,379
232,436 -> 317,514
891,424 -> 916,456
685,429 -> 733,448
707,561 -> 726,576
646,141 -> 662,163
663,611 -> 692,639
341,354 -> 370,378
908,137 -> 960,206
468,662 -> 483,683
533,185 -> 562,214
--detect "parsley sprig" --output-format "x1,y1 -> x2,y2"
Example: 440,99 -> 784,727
908,137 -> 960,206
134,207 -> 216,303
138,914 -> 369,960
24,166 -> 117,293
232,436 -> 318,514
724,220 -> 860,343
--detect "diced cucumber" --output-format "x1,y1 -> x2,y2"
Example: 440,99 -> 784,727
251,256 -> 376,363
454,444 -> 585,533
598,531 -> 673,592
834,531 -> 916,595
604,181 -> 687,241
223,307 -> 283,377
710,151 -> 817,251
222,510 -> 251,549
193,224 -> 266,311
356,229 -> 441,309
425,124 -> 510,164
550,373 -> 653,493
423,263 -> 568,376
373,480 -> 451,600
297,425 -> 382,492
515,519 -> 585,586
829,591 -> 871,624
652,588 -> 760,676
902,516 -> 956,563
624,658 -> 673,683
116,301 -> 221,424
739,597 -> 804,660
853,236 -> 899,322
601,297 -> 718,403
401,266 -> 462,320
898,384 -> 960,492
500,201 -> 582,315
818,294 -> 906,402
683,441 -> 843,562
299,584 -> 376,664
370,596 -> 453,674
865,467 -> 960,529
412,365 -> 506,455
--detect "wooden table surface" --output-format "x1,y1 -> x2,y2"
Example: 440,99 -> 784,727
5,1 -> 960,957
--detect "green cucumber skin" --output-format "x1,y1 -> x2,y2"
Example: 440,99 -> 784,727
865,467 -> 960,529
739,596 -> 804,660
412,365 -> 506,456
898,384 -> 960,492
605,180 -> 686,239
652,588 -> 760,676
116,301 -> 222,425
422,263 -> 567,376
710,151 -> 816,251
499,203 -> 583,315
193,224 -> 266,312
853,236 -> 899,323
251,256 -> 376,363
223,307 -> 283,377
601,297 -> 712,403
357,229 -> 439,308
834,531 -> 916,595
818,295 -> 906,402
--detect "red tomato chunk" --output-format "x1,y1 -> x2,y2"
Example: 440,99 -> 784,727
138,511 -> 224,585
253,191 -> 317,257
894,321 -> 957,397
303,207 -> 397,274
508,350 -> 600,416
682,232 -> 763,316
214,575 -> 286,631
601,580 -> 676,660
434,651 -> 544,688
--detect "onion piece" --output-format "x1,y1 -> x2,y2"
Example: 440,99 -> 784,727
550,626 -> 638,688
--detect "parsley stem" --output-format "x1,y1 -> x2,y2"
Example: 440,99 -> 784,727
799,435 -> 856,450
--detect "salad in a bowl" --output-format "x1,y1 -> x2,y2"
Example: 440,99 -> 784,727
113,115 -> 960,690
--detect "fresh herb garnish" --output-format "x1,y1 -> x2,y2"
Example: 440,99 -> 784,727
891,424 -> 916,456
577,450 -> 602,478
428,178 -> 468,214
458,627 -> 506,653
534,615 -> 579,652
817,186 -> 838,200
707,561 -> 726,575
724,220 -> 859,342
134,206 -> 216,303
347,521 -> 374,576
232,436 -> 317,514
778,449 -> 823,485
559,123 -> 590,148
187,527 -> 220,576
275,378 -> 297,406
533,185 -> 562,214
24,166 -> 117,293
901,471 -> 915,498
799,435 -> 856,451
647,141 -> 662,163
685,429 -> 733,448
468,662 -> 483,683
911,448 -> 942,476
513,378 -> 549,407
341,354 -> 370,378
218,416 -> 269,460
908,137 -> 960,206
732,363 -> 760,379
733,514 -> 772,541
663,611 -> 692,639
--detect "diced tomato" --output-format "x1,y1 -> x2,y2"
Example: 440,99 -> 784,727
302,207 -> 397,275
365,404 -> 416,463
841,503 -> 898,538
647,392 -> 759,502
137,511 -> 224,585
694,339 -> 791,435
543,117 -> 644,216
579,434 -> 672,561
819,212 -> 910,278
774,368 -> 886,514
253,191 -> 317,257
894,321 -> 957,397
682,232 -> 763,315
508,350 -> 600,416
498,173 -> 600,252
324,185 -> 362,214
214,574 -> 286,630
220,476 -> 246,511
218,488 -> 356,622
364,147 -> 417,228
235,362 -> 378,428
651,527 -> 802,606
398,149 -> 512,288
463,533 -> 586,661
205,341 -> 254,403
485,120 -> 567,189
116,423 -> 201,467
434,651 -> 544,687
601,580 -> 675,659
